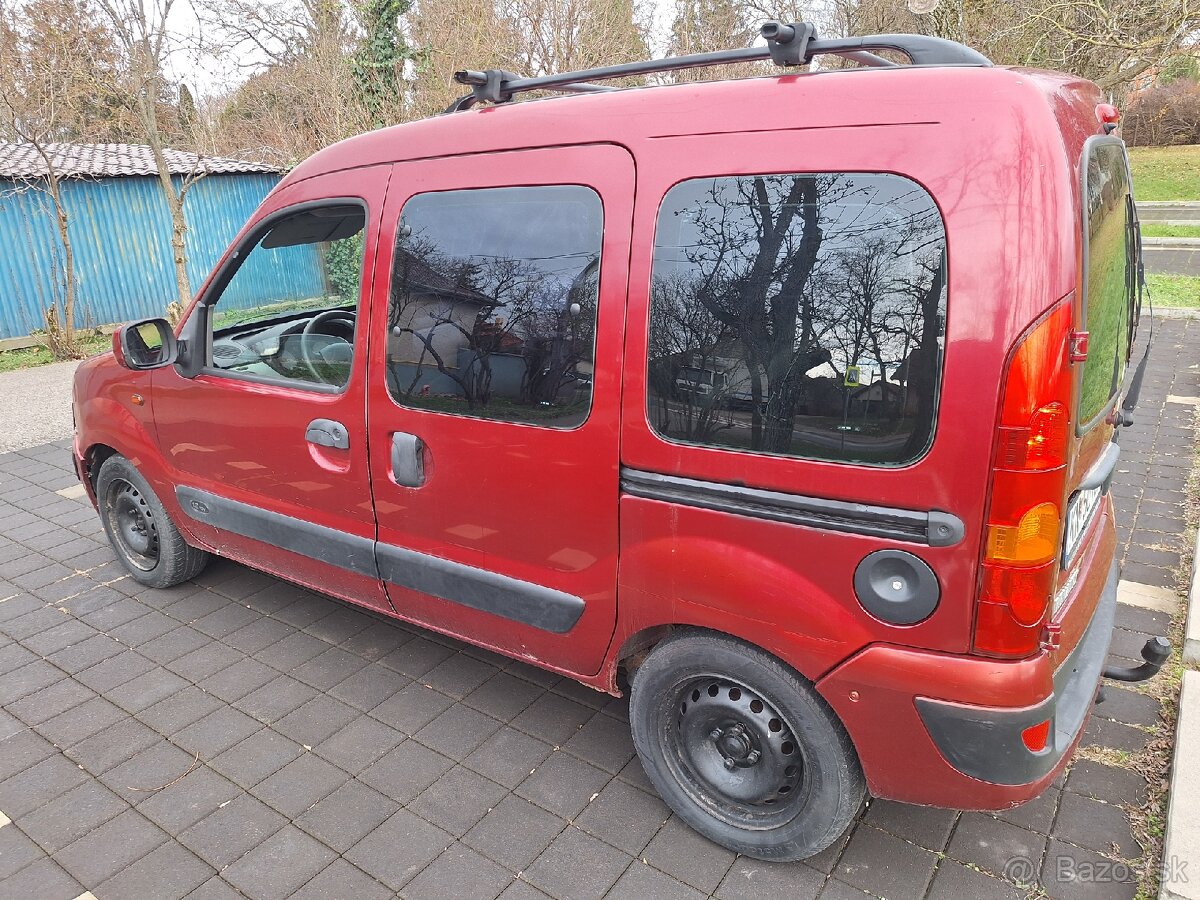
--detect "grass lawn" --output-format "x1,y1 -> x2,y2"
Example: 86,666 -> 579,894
0,332 -> 111,374
1141,223 -> 1200,239
1127,145 -> 1200,201
1147,273 -> 1200,308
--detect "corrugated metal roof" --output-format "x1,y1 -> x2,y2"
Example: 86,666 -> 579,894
0,143 -> 281,179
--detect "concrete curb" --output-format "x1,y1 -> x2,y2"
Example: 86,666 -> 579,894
1185,528 -> 1200,669
1145,238 -> 1200,249
1152,308 -> 1200,320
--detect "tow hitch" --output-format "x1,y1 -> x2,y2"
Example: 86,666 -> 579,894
1102,636 -> 1171,683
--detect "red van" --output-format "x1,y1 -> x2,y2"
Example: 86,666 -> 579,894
72,23 -> 1168,860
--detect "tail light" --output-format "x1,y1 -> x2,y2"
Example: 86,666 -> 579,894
973,301 -> 1073,658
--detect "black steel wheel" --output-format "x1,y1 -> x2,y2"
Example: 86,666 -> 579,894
104,477 -> 160,571
95,455 -> 209,588
630,630 -> 865,860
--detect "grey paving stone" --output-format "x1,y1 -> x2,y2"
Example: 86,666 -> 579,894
252,751 -> 351,818
326,662 -> 409,712
272,695 -> 358,746
948,813 -> 1048,879
464,726 -> 555,789
110,610 -> 182,646
837,822 -> 938,899
403,842 -> 514,900
415,704 -> 503,761
1040,839 -> 1137,900
207,568 -> 276,603
996,786 -> 1059,834
179,792 -> 288,868
517,749 -> 612,819
575,776 -> 671,856
1097,686 -> 1162,727
46,632 -> 124,673
1066,759 -> 1148,807
423,653 -> 499,699
295,778 -> 399,852
17,779 -> 128,853
312,714 -> 403,774
0,753 -> 90,817
524,825 -> 633,900
0,822 -> 44,880
1082,717 -> 1151,753
167,642 -> 245,682
714,857 -> 824,900
337,620 -> 413,661
927,859 -> 1024,900
0,709 -> 21,742
563,711 -> 635,774
270,594 -> 334,631
512,691 -> 594,745
865,799 -> 959,851
95,839 -> 215,900
137,626 -> 212,664
1054,791 -> 1141,858
548,678 -> 608,711
610,861 -> 706,900
6,678 -> 95,726
163,591 -> 229,625
172,706 -> 262,758
291,648 -> 369,691
410,765 -> 508,837
223,617 -> 295,654
464,794 -> 566,870
197,657 -> 278,703
221,825 -> 338,900
345,809 -> 453,891
210,728 -> 303,789
137,685 -> 226,735
107,666 -> 191,713
289,858 -> 394,900
0,640 -> 37,676
0,659 -> 64,705
75,649 -> 157,692
300,606 -> 373,645
463,670 -> 546,722
641,816 -> 737,894
616,754 -> 656,794
234,674 -> 319,724
53,808 -> 168,886
0,594 -> 44,627
379,635 -> 456,678
242,581 -> 305,616
369,681 -> 453,734
191,602 -> 261,639
100,740 -> 199,803
358,738 -> 454,803
0,857 -> 82,900
0,729 -> 56,782
136,765 -> 243,834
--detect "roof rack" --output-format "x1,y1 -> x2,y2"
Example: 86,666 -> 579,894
447,21 -> 992,112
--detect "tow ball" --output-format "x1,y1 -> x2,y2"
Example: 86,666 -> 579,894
1102,637 -> 1171,683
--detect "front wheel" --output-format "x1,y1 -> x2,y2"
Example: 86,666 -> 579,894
629,630 -> 866,860
96,455 -> 209,588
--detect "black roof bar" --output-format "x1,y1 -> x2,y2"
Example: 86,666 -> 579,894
447,21 -> 991,111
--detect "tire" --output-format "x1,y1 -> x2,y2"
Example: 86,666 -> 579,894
629,630 -> 866,861
95,455 -> 209,588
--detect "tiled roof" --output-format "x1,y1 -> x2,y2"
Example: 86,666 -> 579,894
0,143 -> 280,179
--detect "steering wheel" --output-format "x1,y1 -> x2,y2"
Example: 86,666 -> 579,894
300,309 -> 356,384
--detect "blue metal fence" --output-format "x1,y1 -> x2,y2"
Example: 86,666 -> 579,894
0,172 -> 324,339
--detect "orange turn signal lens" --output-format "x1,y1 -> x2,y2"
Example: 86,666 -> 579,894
986,502 -> 1061,566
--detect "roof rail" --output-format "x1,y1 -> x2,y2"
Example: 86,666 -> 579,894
447,21 -> 991,112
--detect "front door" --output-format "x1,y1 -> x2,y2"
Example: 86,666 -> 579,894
367,145 -> 634,674
153,167 -> 393,615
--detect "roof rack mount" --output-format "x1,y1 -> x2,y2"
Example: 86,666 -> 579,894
449,21 -> 991,111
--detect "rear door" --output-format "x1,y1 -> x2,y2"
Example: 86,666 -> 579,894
366,145 -> 635,675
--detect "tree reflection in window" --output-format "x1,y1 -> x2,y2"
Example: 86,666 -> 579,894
386,186 -> 602,428
649,173 -> 947,465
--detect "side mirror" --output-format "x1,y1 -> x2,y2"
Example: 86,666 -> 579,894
113,318 -> 178,370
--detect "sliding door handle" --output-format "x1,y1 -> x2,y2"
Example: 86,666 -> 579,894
392,432 -> 426,487
305,418 -> 349,450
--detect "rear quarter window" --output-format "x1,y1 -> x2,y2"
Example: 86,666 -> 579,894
647,172 -> 947,466
1079,139 -> 1134,429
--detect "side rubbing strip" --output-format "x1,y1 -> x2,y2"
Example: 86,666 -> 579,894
176,486 -> 378,577
375,544 -> 585,634
175,486 -> 586,634
620,468 -> 964,547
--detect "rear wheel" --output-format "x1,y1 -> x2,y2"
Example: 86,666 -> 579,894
96,455 -> 209,588
629,630 -> 865,860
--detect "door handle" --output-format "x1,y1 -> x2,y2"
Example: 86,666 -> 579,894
392,432 -> 425,487
305,418 -> 349,450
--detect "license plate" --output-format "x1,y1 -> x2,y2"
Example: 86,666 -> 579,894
1062,483 -> 1104,567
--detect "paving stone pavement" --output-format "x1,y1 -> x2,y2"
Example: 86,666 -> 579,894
0,316 -> 1195,900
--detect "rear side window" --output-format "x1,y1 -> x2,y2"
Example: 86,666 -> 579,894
1079,140 -> 1134,429
647,173 -> 947,466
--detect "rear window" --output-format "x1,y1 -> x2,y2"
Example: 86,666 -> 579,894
1079,140 -> 1134,428
647,173 -> 947,466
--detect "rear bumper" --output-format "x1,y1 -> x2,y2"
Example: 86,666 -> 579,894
816,561 -> 1123,808
915,561 -> 1117,786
